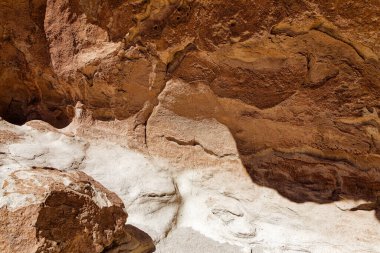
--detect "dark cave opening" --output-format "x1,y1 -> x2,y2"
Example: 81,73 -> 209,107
1,99 -> 28,125
0,98 -> 72,129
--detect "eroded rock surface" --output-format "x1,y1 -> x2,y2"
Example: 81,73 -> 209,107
1,0 -> 379,206
0,167 -> 154,253
1,120 -> 380,252
1,0 -> 380,252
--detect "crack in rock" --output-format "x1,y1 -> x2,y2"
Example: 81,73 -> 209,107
165,136 -> 236,158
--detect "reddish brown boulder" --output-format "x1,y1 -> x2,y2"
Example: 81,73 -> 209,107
0,167 -> 154,253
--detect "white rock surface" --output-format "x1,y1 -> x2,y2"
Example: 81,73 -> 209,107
1,119 -> 380,253
155,228 -> 241,253
81,141 -> 180,241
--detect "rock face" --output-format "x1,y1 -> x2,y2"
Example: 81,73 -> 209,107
1,0 -> 379,206
1,0 -> 380,252
2,117 -> 380,253
0,167 -> 154,253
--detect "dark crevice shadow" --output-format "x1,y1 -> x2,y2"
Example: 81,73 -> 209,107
232,137 -> 380,222
0,0 -> 71,129
102,224 -> 156,253
1,102 -> 72,129
0,96 -> 73,129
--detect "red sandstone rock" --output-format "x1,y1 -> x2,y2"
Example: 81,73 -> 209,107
1,0 -> 380,223
0,167 -> 154,253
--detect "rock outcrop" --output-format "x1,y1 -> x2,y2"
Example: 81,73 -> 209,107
1,1 -> 380,251
1,1 -> 379,206
1,117 -> 380,252
0,167 -> 154,253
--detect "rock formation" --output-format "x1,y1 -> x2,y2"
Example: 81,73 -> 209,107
1,0 -> 380,252
1,112 -> 380,252
0,167 -> 154,253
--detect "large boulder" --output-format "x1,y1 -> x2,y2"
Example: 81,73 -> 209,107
0,167 -> 154,253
